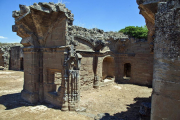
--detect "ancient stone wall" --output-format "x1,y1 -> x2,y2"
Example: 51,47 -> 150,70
0,50 -> 4,67
115,53 -> 153,86
12,2 -> 155,111
0,45 -> 11,70
73,26 -> 154,87
10,46 -> 23,70
151,1 -> 180,119
0,44 -> 22,70
137,0 -> 180,119
43,49 -> 65,107
13,2 -> 82,111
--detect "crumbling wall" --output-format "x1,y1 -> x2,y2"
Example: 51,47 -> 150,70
115,53 -> 153,86
0,50 -> 4,67
10,46 -> 23,70
13,2 -> 83,111
12,1 -> 156,112
0,46 -> 11,70
137,0 -> 180,119
136,0 -> 168,53
0,44 -> 22,70
151,1 -> 180,119
72,25 -> 154,87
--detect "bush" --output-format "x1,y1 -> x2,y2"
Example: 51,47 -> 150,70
119,25 -> 148,39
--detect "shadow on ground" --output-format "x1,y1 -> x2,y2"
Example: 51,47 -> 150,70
0,93 -> 60,110
115,81 -> 152,88
0,93 -> 151,120
95,97 -> 151,120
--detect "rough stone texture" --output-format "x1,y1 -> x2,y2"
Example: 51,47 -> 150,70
10,46 -> 23,71
0,43 -> 23,70
13,2 -> 154,111
77,37 -> 153,88
137,0 -> 168,53
139,102 -> 151,120
73,26 -> 154,88
137,0 -> 180,120
13,2 -> 81,111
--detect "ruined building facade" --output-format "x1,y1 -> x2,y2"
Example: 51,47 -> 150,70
0,44 -> 23,70
12,2 -> 154,111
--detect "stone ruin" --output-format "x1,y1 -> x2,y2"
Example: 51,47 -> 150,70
0,43 -> 23,70
137,0 -> 180,119
12,0 -> 180,119
12,2 -> 154,111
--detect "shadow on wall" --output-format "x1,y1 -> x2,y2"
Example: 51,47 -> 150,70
95,97 -> 151,120
102,56 -> 115,80
0,93 -> 60,110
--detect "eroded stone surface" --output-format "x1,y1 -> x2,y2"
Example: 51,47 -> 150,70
0,43 -> 23,70
12,2 -> 154,112
137,0 -> 180,120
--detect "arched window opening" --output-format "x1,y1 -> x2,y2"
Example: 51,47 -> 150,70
102,56 -> 115,81
123,63 -> 131,80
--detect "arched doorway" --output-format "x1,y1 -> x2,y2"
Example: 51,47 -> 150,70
102,56 -> 115,80
123,63 -> 131,79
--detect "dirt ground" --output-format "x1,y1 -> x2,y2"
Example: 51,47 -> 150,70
0,70 -> 152,120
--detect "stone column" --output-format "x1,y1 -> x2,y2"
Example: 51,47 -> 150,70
61,51 -> 69,111
21,48 -> 40,103
93,54 -> 99,89
69,70 -> 76,111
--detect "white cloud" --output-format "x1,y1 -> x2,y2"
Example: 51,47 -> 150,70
0,36 -> 8,39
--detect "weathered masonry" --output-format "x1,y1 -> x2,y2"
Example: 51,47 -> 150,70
12,2 -> 154,111
137,0 -> 180,119
0,44 -> 23,70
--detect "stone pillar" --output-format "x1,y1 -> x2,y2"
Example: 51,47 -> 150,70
68,70 -> 76,111
61,51 -> 69,111
62,50 -> 81,111
21,48 -> 40,103
151,2 -> 180,119
93,54 -> 99,89
38,49 -> 44,102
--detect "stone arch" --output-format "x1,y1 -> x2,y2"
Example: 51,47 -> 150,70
102,56 -> 115,80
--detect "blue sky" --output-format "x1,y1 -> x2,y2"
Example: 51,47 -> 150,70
0,0 -> 145,43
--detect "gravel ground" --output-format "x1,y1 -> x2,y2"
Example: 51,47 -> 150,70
0,70 -> 152,120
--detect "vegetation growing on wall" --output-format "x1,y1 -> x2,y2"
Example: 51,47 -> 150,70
119,25 -> 148,39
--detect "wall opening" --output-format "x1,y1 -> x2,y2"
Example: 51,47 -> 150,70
20,57 -> 24,70
54,72 -> 62,93
123,63 -> 131,79
47,69 -> 62,96
102,56 -> 115,80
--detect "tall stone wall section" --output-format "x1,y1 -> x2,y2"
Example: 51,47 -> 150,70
12,2 -> 155,112
151,1 -> 180,119
72,26 -> 154,88
0,44 -> 22,70
137,0 -> 180,119
10,46 -> 23,71
12,2 -> 82,111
